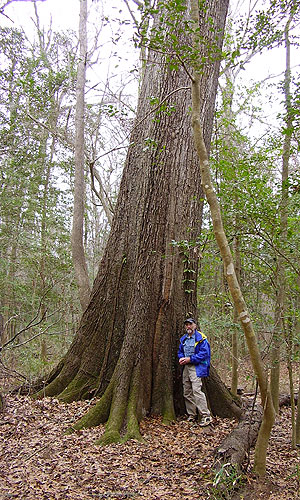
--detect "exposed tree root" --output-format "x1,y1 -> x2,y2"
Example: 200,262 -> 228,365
65,361 -> 145,445
203,365 -> 243,420
67,379 -> 115,434
34,360 -> 81,399
18,359 -> 65,397
97,429 -> 122,446
58,373 -> 97,403
162,395 -> 176,426
121,365 -> 144,443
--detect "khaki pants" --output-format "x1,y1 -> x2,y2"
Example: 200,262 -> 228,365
182,364 -> 210,418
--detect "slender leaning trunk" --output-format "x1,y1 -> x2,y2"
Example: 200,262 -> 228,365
189,0 -> 275,477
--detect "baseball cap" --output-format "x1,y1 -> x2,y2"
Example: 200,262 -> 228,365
184,318 -> 196,324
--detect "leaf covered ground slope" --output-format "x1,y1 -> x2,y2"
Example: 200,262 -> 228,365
0,395 -> 299,499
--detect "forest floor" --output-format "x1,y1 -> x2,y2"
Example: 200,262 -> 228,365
0,392 -> 299,500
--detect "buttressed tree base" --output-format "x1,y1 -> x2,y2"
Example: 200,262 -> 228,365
33,0 -> 236,444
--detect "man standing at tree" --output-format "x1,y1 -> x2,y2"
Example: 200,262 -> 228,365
178,318 -> 212,426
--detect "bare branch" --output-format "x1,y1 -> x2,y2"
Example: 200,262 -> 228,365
247,217 -> 300,277
123,0 -> 139,27
26,112 -> 75,151
7,328 -> 66,349
89,162 -> 114,224
175,53 -> 195,82
131,0 -> 143,7
0,289 -> 52,350
0,359 -> 28,381
0,0 -> 46,15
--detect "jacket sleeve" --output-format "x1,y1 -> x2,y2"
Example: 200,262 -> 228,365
178,339 -> 185,359
190,339 -> 210,365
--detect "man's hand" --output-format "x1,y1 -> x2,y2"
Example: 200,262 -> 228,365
179,357 -> 191,365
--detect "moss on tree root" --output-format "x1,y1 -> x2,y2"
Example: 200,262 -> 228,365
66,381 -> 114,433
34,373 -> 69,400
65,369 -> 141,446
96,429 -> 121,446
97,390 -> 128,445
122,415 -> 144,443
162,396 -> 176,425
121,367 -> 144,443
96,403 -> 143,446
58,373 -> 96,403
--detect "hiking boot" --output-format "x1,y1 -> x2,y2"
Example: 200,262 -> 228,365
199,416 -> 213,427
187,415 -> 197,422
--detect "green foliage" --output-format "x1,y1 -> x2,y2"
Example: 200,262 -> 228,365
196,0 -> 300,355
1,0 -> 299,392
0,26 -> 82,385
133,0 -> 224,74
171,239 -> 199,294
209,463 -> 246,500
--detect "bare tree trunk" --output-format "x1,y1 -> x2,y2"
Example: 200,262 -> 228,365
296,375 -> 300,446
270,3 -> 296,429
190,0 -> 275,477
231,233 -> 241,396
72,0 -> 91,311
214,392 -> 297,472
296,275 -> 300,446
214,401 -> 263,472
270,290 -> 281,413
217,61 -> 241,396
203,365 -> 242,420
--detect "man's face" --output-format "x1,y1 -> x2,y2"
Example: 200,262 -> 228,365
185,321 -> 196,335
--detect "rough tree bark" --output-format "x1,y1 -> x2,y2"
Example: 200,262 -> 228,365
34,0 -> 236,444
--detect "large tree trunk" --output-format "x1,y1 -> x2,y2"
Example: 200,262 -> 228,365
35,0 -> 232,443
203,366 -> 242,419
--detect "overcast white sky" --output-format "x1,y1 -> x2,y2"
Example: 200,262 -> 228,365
2,0 -> 80,30
1,0 -> 299,138
1,0 -> 293,78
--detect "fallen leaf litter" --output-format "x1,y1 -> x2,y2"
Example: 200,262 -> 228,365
0,395 -> 298,499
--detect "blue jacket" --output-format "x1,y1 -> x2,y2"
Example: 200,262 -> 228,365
178,330 -> 210,378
